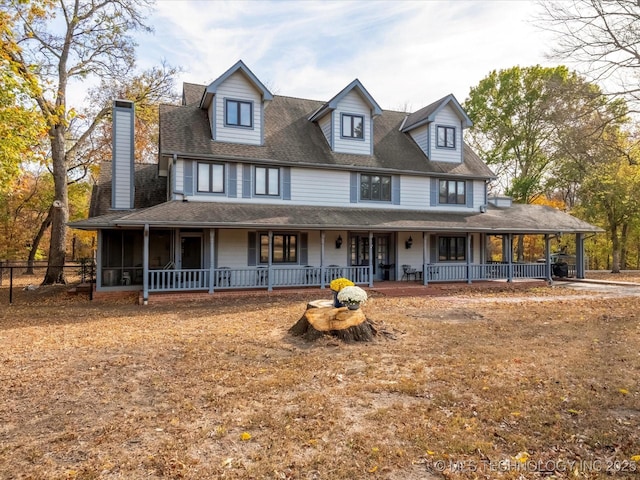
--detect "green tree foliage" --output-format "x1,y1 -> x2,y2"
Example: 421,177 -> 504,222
1,0 -> 176,283
464,65 -> 618,203
0,11 -> 46,194
574,130 -> 640,273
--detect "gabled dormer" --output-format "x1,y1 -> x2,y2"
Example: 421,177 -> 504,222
401,94 -> 472,163
200,60 -> 273,146
309,79 -> 382,156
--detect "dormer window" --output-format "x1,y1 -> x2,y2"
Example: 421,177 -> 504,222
225,99 -> 253,128
341,113 -> 364,139
437,125 -> 455,149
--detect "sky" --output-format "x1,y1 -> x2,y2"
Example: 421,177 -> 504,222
130,0 -> 559,112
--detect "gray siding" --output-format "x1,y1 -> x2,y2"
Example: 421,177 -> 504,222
112,105 -> 134,209
214,71 -> 262,145
332,90 -> 372,155
430,104 -> 463,163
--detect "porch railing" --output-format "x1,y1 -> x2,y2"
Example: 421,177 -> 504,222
144,262 -> 558,293
147,265 -> 371,292
424,262 -> 551,283
149,269 -> 210,292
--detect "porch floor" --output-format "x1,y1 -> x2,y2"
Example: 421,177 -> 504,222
128,278 -> 549,304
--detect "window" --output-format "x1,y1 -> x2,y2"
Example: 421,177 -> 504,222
438,236 -> 466,262
255,167 -> 279,196
225,99 -> 252,127
360,174 -> 391,201
342,114 -> 364,139
260,233 -> 297,263
437,125 -> 455,148
439,179 -> 466,204
197,162 -> 224,193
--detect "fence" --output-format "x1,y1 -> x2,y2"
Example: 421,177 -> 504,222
0,260 -> 95,305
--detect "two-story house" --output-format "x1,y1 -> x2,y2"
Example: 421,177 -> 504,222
73,60 -> 600,303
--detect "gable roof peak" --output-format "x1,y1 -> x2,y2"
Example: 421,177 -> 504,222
308,78 -> 383,122
401,93 -> 472,132
199,59 -> 273,109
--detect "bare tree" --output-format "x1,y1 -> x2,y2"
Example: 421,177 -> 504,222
538,0 -> 640,106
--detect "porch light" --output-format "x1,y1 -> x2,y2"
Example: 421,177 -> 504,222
405,236 -> 413,249
335,235 -> 343,249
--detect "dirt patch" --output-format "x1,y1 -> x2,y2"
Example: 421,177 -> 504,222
1,284 -> 639,479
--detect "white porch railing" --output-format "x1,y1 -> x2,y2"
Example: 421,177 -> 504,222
149,269 -> 210,292
148,265 -> 371,292
424,262 -> 551,283
146,263 -> 554,293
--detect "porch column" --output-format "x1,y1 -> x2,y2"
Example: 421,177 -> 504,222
320,231 -> 326,289
466,232 -> 472,284
143,224 -> 149,305
208,228 -> 215,294
368,231 -> 374,287
506,233 -> 513,283
544,234 -> 552,283
423,232 -> 428,286
576,233 -> 585,279
267,230 -> 273,291
96,230 -> 103,289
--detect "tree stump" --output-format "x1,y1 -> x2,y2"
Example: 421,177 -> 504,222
289,301 -> 377,342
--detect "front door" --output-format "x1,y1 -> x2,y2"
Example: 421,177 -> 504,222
349,234 -> 391,280
180,234 -> 202,269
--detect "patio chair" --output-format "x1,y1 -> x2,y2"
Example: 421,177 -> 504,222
402,264 -> 417,281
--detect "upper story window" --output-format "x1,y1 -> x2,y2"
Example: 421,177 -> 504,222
439,179 -> 465,205
225,99 -> 253,128
255,166 -> 280,196
361,174 -> 391,202
197,162 -> 225,193
437,125 -> 456,149
260,233 -> 297,263
342,113 -> 364,139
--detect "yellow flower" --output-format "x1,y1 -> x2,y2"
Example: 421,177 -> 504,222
240,432 -> 251,441
330,277 -> 354,292
515,451 -> 529,464
619,388 -> 629,395
630,454 -> 640,462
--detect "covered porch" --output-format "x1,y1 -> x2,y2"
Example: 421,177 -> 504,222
75,201 -> 600,303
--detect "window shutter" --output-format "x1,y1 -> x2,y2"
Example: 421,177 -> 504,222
430,178 -> 438,206
228,163 -> 237,198
247,232 -> 257,266
242,164 -> 251,198
300,233 -> 308,265
350,172 -> 358,203
282,167 -> 291,200
392,175 -> 400,205
466,180 -> 474,208
184,161 -> 193,196
430,234 -> 437,263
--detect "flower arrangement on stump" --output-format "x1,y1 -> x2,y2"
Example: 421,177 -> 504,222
329,277 -> 354,307
337,285 -> 368,310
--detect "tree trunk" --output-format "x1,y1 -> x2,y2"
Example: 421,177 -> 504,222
610,224 -> 621,274
25,206 -> 53,275
620,222 -> 629,270
290,302 -> 377,342
42,127 -> 69,285
516,234 -> 525,262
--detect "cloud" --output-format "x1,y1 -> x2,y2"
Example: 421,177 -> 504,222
135,0 -> 557,111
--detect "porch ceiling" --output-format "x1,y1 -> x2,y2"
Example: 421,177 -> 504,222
70,201 -> 603,235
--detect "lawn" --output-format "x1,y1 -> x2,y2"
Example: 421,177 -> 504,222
1,279 -> 639,479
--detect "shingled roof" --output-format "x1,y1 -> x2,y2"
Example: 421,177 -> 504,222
89,161 -> 167,217
159,92 -> 494,178
75,200 -> 601,235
